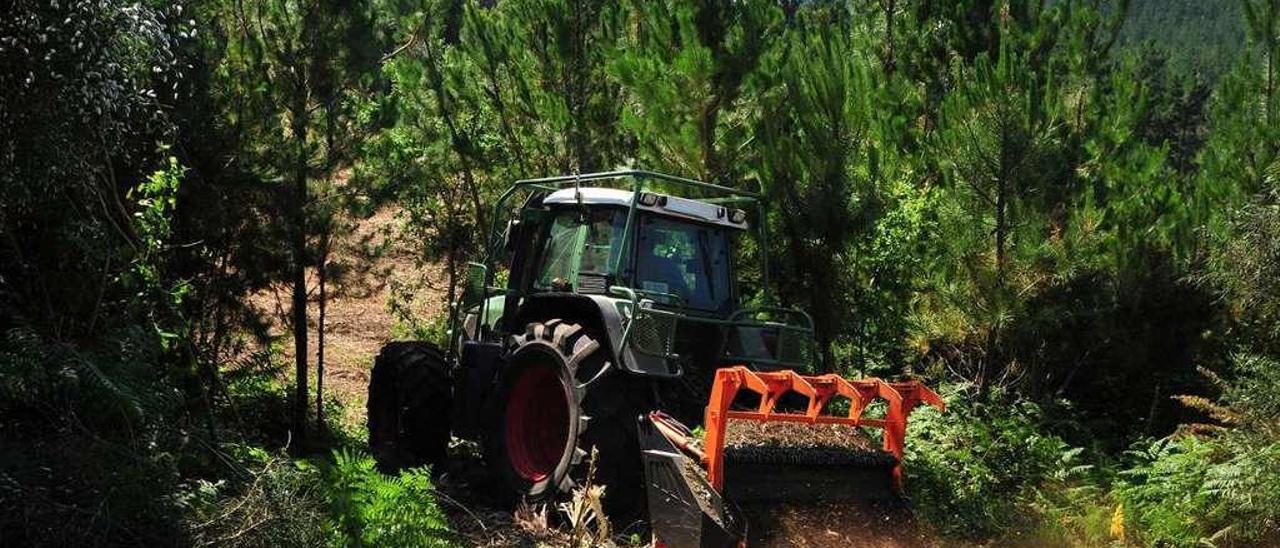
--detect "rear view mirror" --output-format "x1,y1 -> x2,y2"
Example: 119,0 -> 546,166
502,219 -> 519,252
462,262 -> 488,306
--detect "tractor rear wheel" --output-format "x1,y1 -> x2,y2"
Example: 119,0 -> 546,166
484,319 -> 647,521
367,341 -> 452,473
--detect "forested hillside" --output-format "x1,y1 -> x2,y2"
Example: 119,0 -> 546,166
1118,0 -> 1245,78
2,0 -> 1279,546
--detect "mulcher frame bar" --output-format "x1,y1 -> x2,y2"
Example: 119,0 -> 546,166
702,366 -> 945,493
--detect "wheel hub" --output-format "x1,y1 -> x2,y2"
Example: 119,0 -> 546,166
505,362 -> 571,482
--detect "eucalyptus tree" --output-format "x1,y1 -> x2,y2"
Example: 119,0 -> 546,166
0,1 -> 182,338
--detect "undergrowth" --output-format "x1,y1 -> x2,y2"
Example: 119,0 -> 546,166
0,321 -> 455,547
322,449 -> 454,546
186,447 -> 454,547
905,386 -> 1071,538
906,370 -> 1280,547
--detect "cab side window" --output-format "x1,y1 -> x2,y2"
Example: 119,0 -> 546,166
536,214 -> 581,289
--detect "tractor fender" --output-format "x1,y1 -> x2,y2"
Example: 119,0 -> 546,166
509,293 -> 678,378
451,293 -> 679,443
583,294 -> 678,377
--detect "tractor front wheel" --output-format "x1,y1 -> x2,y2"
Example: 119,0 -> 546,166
485,319 -> 649,525
484,320 -> 592,501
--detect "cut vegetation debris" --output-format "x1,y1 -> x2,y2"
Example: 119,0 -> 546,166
723,420 -> 888,463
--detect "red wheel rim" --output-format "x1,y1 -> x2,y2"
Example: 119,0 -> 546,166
505,361 -> 570,482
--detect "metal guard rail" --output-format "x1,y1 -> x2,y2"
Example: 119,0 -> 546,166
609,286 -> 819,372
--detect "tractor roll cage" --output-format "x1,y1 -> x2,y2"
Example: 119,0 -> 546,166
482,170 -> 770,297
608,286 -> 819,375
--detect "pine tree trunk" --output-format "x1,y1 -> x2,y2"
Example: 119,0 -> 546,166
700,95 -> 723,182
995,153 -> 1008,285
442,0 -> 464,45
1267,39 -> 1274,128
1145,380 -> 1162,435
446,249 -> 459,332
290,104 -> 309,451
882,0 -> 897,76
316,234 -> 327,432
423,41 -> 487,243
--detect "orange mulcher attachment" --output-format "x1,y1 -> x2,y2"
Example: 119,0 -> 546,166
703,366 -> 944,495
641,367 -> 944,547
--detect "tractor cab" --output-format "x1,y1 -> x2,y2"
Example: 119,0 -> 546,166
460,172 -> 817,389
532,187 -> 741,315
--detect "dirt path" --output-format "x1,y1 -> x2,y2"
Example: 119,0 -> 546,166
249,206 -> 448,428
314,207 -> 450,427
744,502 -> 943,547
431,448 -> 949,548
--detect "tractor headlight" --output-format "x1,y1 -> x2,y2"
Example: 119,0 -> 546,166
638,192 -> 660,206
729,209 -> 747,224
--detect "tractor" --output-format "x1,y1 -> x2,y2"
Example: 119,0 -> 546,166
367,171 -> 942,546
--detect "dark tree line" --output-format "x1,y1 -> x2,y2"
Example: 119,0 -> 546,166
3,0 -> 1279,545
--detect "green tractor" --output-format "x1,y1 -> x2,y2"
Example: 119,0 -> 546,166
367,171 -> 940,545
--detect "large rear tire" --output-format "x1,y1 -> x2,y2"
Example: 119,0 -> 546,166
484,320 -> 648,522
367,342 -> 452,473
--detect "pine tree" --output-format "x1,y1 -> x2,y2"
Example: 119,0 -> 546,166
210,0 -> 382,445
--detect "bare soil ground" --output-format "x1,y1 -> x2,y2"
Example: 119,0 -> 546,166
247,207 -> 448,428
433,446 -> 946,548
744,501 -> 940,548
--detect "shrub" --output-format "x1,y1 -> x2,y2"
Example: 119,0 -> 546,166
1113,354 -> 1280,546
1114,436 -> 1221,546
904,387 -> 1071,538
184,446 -> 328,548
0,326 -> 191,545
1019,446 -> 1117,547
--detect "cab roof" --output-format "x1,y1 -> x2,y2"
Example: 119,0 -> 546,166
542,187 -> 748,230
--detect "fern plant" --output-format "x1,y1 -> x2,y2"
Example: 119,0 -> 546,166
323,449 -> 454,547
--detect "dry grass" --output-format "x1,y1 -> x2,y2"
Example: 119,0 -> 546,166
437,449 -> 622,548
559,449 -> 612,547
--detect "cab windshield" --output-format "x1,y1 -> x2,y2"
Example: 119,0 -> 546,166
534,208 -> 627,290
634,215 -> 733,312
532,208 -> 735,312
